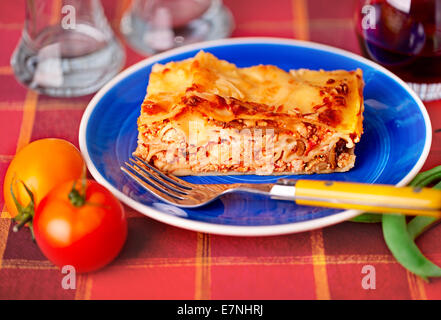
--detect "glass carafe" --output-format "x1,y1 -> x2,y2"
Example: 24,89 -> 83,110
120,0 -> 234,55
11,0 -> 125,97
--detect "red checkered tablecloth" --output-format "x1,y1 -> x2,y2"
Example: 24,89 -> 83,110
1,0 -> 441,300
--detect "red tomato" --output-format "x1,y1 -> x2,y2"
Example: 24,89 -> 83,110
34,179 -> 127,273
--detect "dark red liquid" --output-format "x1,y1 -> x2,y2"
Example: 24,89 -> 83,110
356,0 -> 441,83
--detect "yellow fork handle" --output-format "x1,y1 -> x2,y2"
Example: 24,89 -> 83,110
294,180 -> 441,217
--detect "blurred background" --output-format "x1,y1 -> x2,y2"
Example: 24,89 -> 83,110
3,0 -> 362,97
7,0 -> 441,100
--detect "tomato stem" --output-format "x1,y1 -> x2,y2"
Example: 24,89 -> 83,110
68,167 -> 88,207
68,180 -> 86,207
9,177 -> 35,241
67,168 -> 109,209
13,213 -> 32,232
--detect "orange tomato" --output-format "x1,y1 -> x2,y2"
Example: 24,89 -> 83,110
3,138 -> 85,218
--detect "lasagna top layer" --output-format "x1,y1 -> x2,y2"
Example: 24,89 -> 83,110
139,51 -> 364,143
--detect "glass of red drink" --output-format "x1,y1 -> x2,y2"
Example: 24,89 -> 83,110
355,0 -> 441,101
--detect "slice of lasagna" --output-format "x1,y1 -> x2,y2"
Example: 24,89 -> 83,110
134,51 -> 364,176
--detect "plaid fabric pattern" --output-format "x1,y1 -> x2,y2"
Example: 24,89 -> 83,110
1,0 -> 441,300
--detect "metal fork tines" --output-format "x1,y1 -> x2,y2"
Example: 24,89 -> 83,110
121,156 -> 273,208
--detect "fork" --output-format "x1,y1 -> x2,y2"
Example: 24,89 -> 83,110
121,156 -> 441,217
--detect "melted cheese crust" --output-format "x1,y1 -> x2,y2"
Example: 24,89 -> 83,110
139,51 -> 364,142
135,51 -> 364,175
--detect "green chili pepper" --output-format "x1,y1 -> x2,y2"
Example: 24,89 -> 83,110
407,180 -> 441,240
350,213 -> 383,223
407,165 -> 441,187
382,167 -> 441,280
383,215 -> 441,280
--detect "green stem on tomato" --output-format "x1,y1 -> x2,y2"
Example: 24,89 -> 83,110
12,213 -> 33,232
9,177 -> 35,240
68,180 -> 86,207
68,165 -> 90,208
67,179 -> 108,209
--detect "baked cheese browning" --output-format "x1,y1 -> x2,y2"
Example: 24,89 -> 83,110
135,51 -> 364,175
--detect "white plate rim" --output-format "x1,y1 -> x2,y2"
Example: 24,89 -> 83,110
79,37 -> 432,237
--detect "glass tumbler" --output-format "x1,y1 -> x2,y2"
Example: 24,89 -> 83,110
11,0 -> 125,97
120,0 -> 234,55
355,0 -> 441,101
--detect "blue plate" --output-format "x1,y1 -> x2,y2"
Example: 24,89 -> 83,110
79,38 -> 431,236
